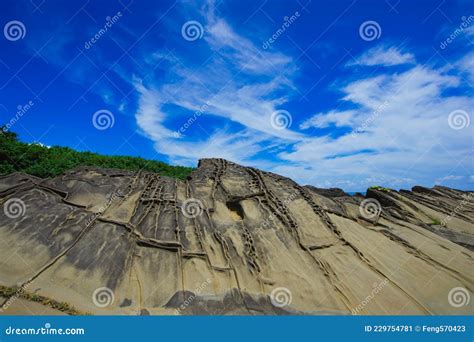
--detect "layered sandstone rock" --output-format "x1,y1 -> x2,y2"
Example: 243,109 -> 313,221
0,159 -> 472,315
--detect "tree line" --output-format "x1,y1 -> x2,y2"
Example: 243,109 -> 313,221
0,128 -> 193,180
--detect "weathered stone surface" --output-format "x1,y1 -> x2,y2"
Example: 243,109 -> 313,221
0,159 -> 472,315
305,186 -> 349,198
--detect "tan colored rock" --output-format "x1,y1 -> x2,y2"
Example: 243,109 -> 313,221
0,159 -> 472,315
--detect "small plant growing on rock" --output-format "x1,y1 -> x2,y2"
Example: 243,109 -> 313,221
369,185 -> 390,192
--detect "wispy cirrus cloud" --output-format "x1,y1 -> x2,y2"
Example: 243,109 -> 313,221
133,5 -> 472,190
300,109 -> 357,129
277,53 -> 473,190
133,1 -> 303,165
348,45 -> 415,67
457,51 -> 474,83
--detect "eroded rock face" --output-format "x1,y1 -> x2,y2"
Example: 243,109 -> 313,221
0,159 -> 472,315
304,186 -> 349,198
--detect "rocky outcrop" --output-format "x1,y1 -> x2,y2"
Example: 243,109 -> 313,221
0,159 -> 472,315
304,186 -> 349,198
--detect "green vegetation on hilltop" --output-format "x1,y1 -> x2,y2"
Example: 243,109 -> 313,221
0,128 -> 193,180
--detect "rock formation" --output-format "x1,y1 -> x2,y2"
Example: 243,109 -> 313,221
0,159 -> 472,315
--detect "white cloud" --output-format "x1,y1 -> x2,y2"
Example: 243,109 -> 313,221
205,19 -> 293,75
277,62 -> 473,190
131,2 -> 472,191
435,175 -> 464,183
457,51 -> 474,83
133,2 -> 303,166
465,25 -> 474,40
349,45 -> 416,66
300,110 -> 357,129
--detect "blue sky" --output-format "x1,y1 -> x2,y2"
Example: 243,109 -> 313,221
0,0 -> 473,191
